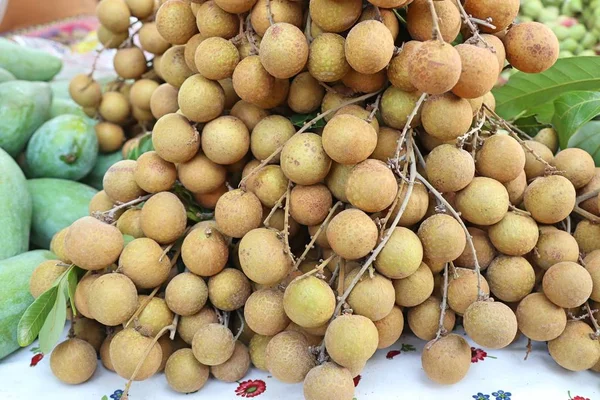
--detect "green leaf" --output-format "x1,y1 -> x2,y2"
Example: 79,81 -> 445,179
568,121 -> 600,166
38,281 -> 67,354
17,286 -> 58,347
493,57 -> 600,120
66,268 -> 78,316
514,115 -> 550,138
123,234 -> 135,246
552,91 -> 600,150
290,113 -> 325,129
521,102 -> 555,124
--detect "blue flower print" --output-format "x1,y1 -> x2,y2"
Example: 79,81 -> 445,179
110,390 -> 124,400
492,391 -> 511,400
472,394 -> 490,400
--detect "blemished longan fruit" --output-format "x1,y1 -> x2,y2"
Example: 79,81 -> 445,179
574,220 -> 600,254
533,229 -> 579,270
392,262 -> 434,307
488,212 -> 539,256
345,20 -> 394,74
421,334 -> 471,384
96,0 -> 130,33
327,209 -> 377,260
516,292 -> 566,341
380,86 -> 423,130
88,273 -> 138,326
165,348 -> 209,393
454,227 -> 496,270
456,177 -> 509,226
131,296 -> 174,336
208,268 -> 252,311
152,113 -> 199,163
543,261 -> 593,308
524,175 -> 576,224
284,276 -> 335,328
422,93 -> 473,141
408,296 -> 456,341
179,75 -> 225,122
98,91 -> 130,124
259,23 -> 308,79
156,0 -> 197,44
211,341 -> 250,382
50,338 -> 97,384
139,22 -> 171,55
69,74 -> 102,108
201,116 -> 249,165
110,328 -> 162,380
192,323 -> 235,366
409,40 -> 461,95
134,151 -> 177,193
251,0 -> 303,36
245,289 -> 289,336
464,0 -> 519,33
195,37 -> 239,80
288,72 -> 325,114
29,260 -> 66,299
289,184 -> 332,226
463,301 -> 518,349
307,33 -> 350,83
239,228 -> 292,285
346,159 -> 398,213
486,256 -> 535,302
322,115 -> 377,165
373,305 -> 404,349
178,307 -> 219,344
447,268 -> 490,314
504,22 -> 559,73
74,274 -> 99,319
65,217 -> 124,271
452,44 -> 499,99
325,163 -> 352,203
345,270 -> 395,321
178,153 -> 226,194
325,314 -> 378,370
407,0 -> 461,42
113,47 -> 147,80
50,228 -> 71,264
552,148 -> 596,189
548,321 -> 600,371
196,1 -> 239,38
504,170 -> 527,205
376,227 -> 423,279
140,192 -> 187,244
280,132 -> 332,185
250,115 -> 295,163
181,223 -> 229,276
129,79 -> 159,111
232,55 -> 274,105
215,189 -> 263,238
387,41 -> 420,92
249,334 -> 272,371
165,272 -> 208,316
116,207 -> 144,238
160,46 -> 194,87
215,0 -> 257,13
418,214 -> 466,263
304,363 -> 355,400
309,0 -> 361,33
118,238 -> 171,288
184,33 -> 204,72
97,25 -> 128,49
523,140 -> 554,180
266,331 -> 316,383
389,182 -> 430,227
534,127 -> 559,154
95,122 -> 125,153
247,165 -> 288,207
425,145 -> 475,193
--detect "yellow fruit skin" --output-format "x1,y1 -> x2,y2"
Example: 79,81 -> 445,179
523,175 -> 576,225
345,21 -> 394,75
463,301 -> 518,349
376,227 -> 423,279
156,0 -> 198,44
165,348 -> 210,393
178,74 -> 225,122
542,261 -> 593,308
324,315 -> 379,370
308,33 -> 350,82
97,0 -> 131,33
259,23 -> 309,79
195,37 -> 240,80
110,328 -> 163,380
284,276 -> 335,328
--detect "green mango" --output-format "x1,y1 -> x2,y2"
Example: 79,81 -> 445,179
0,67 -> 15,83
27,179 -> 98,249
25,115 -> 98,181
0,148 -> 32,261
81,150 -> 124,190
0,250 -> 56,360
0,38 -> 62,81
49,98 -> 97,128
0,80 -> 52,157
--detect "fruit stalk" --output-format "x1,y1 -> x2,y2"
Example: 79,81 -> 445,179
427,263 -> 450,349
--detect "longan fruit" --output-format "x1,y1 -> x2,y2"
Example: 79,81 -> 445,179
116,208 -> 144,238
134,151 -> 177,193
504,170 -> 527,205
504,22 -> 559,73
129,79 -> 159,112
211,341 -> 250,382
324,315 -> 378,370
486,256 -> 535,302
533,229 -> 579,270
376,227 -> 423,279
543,261 -> 593,308
215,0 -> 257,13
184,33 -> 204,72
140,192 -> 187,244
534,127 -> 559,154
119,238 -> 171,288
195,37 -> 239,80
322,115 -> 377,165
359,6 -> 400,38
325,163 -> 353,203
193,185 -> 228,209
251,0 -> 302,36
407,0 -> 461,42
516,292 -> 567,341
29,260 -> 66,299
464,0 -> 519,33
201,116 -> 249,165
464,301 -> 518,349
336,105 -> 380,134
196,1 -> 239,39
284,276 -> 335,328
113,47 -> 147,80
373,306 -> 404,349
139,22 -> 171,55
94,122 -> 125,154
422,93 -> 473,140
88,273 -> 138,326
250,115 -> 295,163
454,227 -> 496,270
244,289 -> 290,336
289,184 -> 332,226
249,334 -> 272,371
98,91 -> 131,124
421,334 -> 470,384
370,127 -> 399,163
346,159 -> 398,213
580,168 -> 600,215
177,307 -> 219,344
523,140 -> 554,180
178,153 -> 226,194
456,177 -> 509,226
552,148 -> 596,189
246,165 -> 288,207
574,220 -> 600,255
307,33 -> 350,82
156,0 -> 197,44
321,85 -> 356,122
132,106 -> 154,122
179,74 -> 226,122
131,296 -> 174,336
447,268 -> 490,314
288,72 -> 326,114
50,228 -> 71,264
192,323 -> 236,366
181,223 -> 229,276
303,363 -> 355,400
110,328 -> 162,380
252,77 -> 290,109
380,87 -> 423,130
266,331 -> 316,383
152,113 -> 199,163
326,209 -> 377,260
161,45 -> 195,87
231,55 -> 274,105
165,272 -> 208,316
50,339 -> 97,384
215,189 -> 263,238
208,268 -> 252,311
388,182 -> 430,227
69,74 -> 102,108
280,132 -> 332,185
97,25 -> 128,49
387,41 -> 420,92
476,135 -> 526,183
65,217 -> 124,271
74,274 -> 100,319
345,270 -> 395,321
392,262 -> 434,307
418,214 -> 466,263
524,175 -> 576,224
239,228 -> 292,285
96,0 -> 131,33
309,0 -> 362,33
425,145 -> 475,193
488,212 -> 539,256
408,296 -> 456,341
548,321 -> 600,371
452,44 -> 499,99
165,348 -> 209,393
409,40 -> 461,95
345,20 -> 394,74
125,0 -> 154,19
259,23 -> 308,79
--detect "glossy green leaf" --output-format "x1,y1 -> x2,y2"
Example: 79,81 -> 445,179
17,286 -> 58,347
514,115 -> 550,138
290,113 -> 326,129
66,268 -> 78,316
493,57 -> 600,120
552,91 -> 600,150
127,134 -> 153,161
38,281 -> 67,354
568,121 -> 600,166
520,102 -> 555,124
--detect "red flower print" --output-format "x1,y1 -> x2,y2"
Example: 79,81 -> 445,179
386,350 -> 401,359
471,347 -> 487,363
572,396 -> 590,400
235,380 -> 266,398
353,375 -> 361,387
30,353 -> 44,367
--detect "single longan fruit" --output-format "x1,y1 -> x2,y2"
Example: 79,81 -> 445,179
373,305 -> 404,349
533,229 -> 579,270
346,159 -> 398,213
425,144 -> 475,193
211,341 -> 251,382
409,41 -> 461,95
345,20 -> 394,74
388,182 -> 430,227
139,22 -> 171,55
251,0 -> 303,36
392,262 -> 434,307
422,93 -> 473,141
178,307 -> 219,344
156,0 -> 197,45
250,115 -> 295,163
96,0 -> 131,33
247,165 -> 288,208
288,72 -> 326,114
524,175 -> 576,224
574,220 -> 600,255
325,163 -> 352,203
309,0 -> 361,33
130,296 -> 174,336
488,212 -> 539,256
165,272 -> 208,316
110,328 -> 162,380
249,334 -> 272,371
125,0 -> 154,19
50,228 -> 71,264
325,315 -> 378,370
196,1 -> 239,39
192,323 -> 235,365
308,33 -> 350,82
65,217 -> 124,271
181,223 -> 229,276
130,79 -> 159,112
408,296 -> 456,341
95,122 -> 125,153
380,87 -> 423,130
161,46 -> 194,88
232,56 -> 274,105
476,135 -> 526,183
208,268 -> 252,311
266,331 -> 316,383
418,214 -> 466,263
69,74 -> 102,108
464,0 -> 519,33
165,348 -> 209,393
359,6 -> 400,38
259,23 -> 308,79
194,185 -> 228,209
486,256 -> 535,302
50,338 -> 97,384
215,0 -> 257,13
454,228 -> 496,270
421,334 -> 471,384
376,227 -> 423,279
280,132 -> 332,185
534,127 -> 559,154
215,189 -> 263,238
580,168 -> 600,215
252,77 -> 289,109
452,44 -> 499,99
178,74 -> 225,122
345,270 -> 395,321
98,91 -> 130,124
201,116 -> 249,165
114,47 -> 147,80
289,184 -> 332,226
552,148 -> 596,189
504,170 -> 527,205
178,153 -> 226,194
464,301 -> 517,349
327,209 -> 378,260
98,25 -> 128,49
523,140 -> 554,180
542,261 -> 593,308
184,33 -> 205,72
195,37 -> 240,80
118,238 -> 171,288
219,78 -> 241,109
29,260 -> 66,299
548,321 -> 600,371
134,151 -> 177,193
387,41 -> 420,92
504,22 -> 559,73
239,228 -> 293,285
152,113 -> 199,163
140,191 -> 187,244
516,292 -> 566,341
322,114 -> 377,165
370,126 -> 399,162
456,177 -> 509,226
447,268 -> 490,315
245,289 -> 290,336
74,274 -> 100,319
284,276 -> 335,328
88,273 -> 138,326
407,0 -> 461,42
336,105 -> 380,134
304,363 -> 355,400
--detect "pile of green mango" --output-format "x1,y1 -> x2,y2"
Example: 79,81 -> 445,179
519,0 -> 600,58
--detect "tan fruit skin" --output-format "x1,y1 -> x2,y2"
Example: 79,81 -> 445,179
485,256 -> 535,302
326,209 -> 378,260
50,339 -> 97,385
346,159 -> 398,213
516,292 -> 566,342
409,41 -> 461,95
542,261 -> 593,308
421,334 -> 471,384
211,342 -> 251,382
266,331 -> 316,383
178,74 -> 225,122
239,228 -> 292,285
245,289 -> 290,335
504,22 -> 559,73
417,214 -> 466,263
308,33 -> 350,83
165,348 -> 210,393
376,227 -> 423,279
393,262 -> 434,307
324,315 -> 379,370
152,113 -> 200,163
303,362 -> 355,400
548,321 -> 600,371
374,306 -> 405,349
280,133 -> 332,185
463,301 -> 518,349
260,23 -> 309,79
447,269 -> 490,315
110,328 -> 163,380
66,217 -> 124,271
192,323 -> 236,366
407,0 -> 461,43
408,297 -> 456,341
119,237 -> 172,288
309,0 -> 362,33
345,20 -> 394,74
464,0 -> 519,33
523,175 -> 576,225
156,0 -> 197,44
208,268 -> 252,311
140,192 -> 187,244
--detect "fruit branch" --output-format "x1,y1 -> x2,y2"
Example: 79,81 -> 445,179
298,254 -> 336,280
283,181 -> 295,263
426,0 -> 444,43
456,109 -> 485,148
585,302 -> 600,340
454,0 -> 491,47
245,15 -> 259,55
379,158 -> 409,239
94,194 -> 153,223
427,263 -> 449,349
391,93 -> 428,169
234,310 -> 245,341
125,286 -> 160,328
304,12 -> 313,43
328,259 -> 341,287
266,0 -> 275,26
263,191 -> 288,228
366,93 -> 382,123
